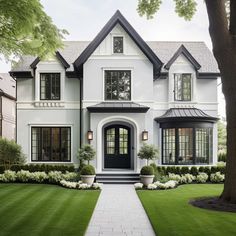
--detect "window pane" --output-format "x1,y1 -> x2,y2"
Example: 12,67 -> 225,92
174,74 -> 191,101
119,128 -> 128,155
40,73 -> 60,100
106,128 -> 115,154
178,128 -> 193,164
195,128 -> 212,164
113,37 -> 123,53
163,129 -> 175,164
31,127 -> 71,162
105,71 -> 131,101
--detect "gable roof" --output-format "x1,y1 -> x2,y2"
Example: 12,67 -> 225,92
30,51 -> 70,69
73,10 -> 163,77
164,44 -> 201,70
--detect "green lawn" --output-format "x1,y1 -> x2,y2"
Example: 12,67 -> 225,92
0,183 -> 100,236
137,184 -> 236,236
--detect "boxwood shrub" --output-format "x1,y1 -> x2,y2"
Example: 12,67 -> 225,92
0,164 -> 75,174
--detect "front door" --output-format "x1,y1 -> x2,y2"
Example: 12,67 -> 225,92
104,125 -> 131,169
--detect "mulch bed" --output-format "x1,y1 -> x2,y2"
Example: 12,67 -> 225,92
190,197 -> 236,213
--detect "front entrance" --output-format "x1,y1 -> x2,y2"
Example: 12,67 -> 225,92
104,124 -> 131,169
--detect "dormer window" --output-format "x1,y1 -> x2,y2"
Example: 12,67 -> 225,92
113,36 -> 123,53
40,73 -> 60,100
174,74 -> 191,101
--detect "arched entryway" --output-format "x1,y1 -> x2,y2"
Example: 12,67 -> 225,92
103,122 -> 134,170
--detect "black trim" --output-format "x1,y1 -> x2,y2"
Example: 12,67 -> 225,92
30,51 -> 70,69
197,72 -> 220,79
9,71 -> 33,79
31,127 -> 71,162
73,10 -> 163,77
165,44 -> 201,70
160,121 -> 214,129
66,71 -> 80,78
161,126 -> 213,165
87,106 -> 149,113
39,73 -> 61,101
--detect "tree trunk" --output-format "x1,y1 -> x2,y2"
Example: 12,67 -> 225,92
205,0 -> 236,203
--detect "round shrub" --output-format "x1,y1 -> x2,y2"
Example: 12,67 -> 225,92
81,165 -> 95,175
140,165 -> 154,175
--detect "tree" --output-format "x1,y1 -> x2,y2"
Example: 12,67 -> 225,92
0,0 -> 67,60
77,145 -> 96,165
137,0 -> 236,203
138,143 -> 159,165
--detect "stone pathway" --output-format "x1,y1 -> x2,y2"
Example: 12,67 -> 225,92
85,184 -> 156,236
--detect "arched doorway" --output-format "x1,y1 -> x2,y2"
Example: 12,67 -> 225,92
103,123 -> 133,169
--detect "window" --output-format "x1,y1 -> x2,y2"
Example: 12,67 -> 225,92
113,36 -> 123,53
162,127 -> 212,165
196,128 -> 213,164
174,74 -> 191,101
40,73 -> 60,100
105,70 -> 131,100
31,127 -> 71,162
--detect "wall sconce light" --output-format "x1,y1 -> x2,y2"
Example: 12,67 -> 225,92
87,130 -> 93,141
142,130 -> 148,141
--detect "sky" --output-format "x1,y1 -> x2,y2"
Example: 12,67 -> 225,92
0,0 -> 225,117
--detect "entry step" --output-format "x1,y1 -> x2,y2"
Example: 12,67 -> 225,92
96,173 -> 140,184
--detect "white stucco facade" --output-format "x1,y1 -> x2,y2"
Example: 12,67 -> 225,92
13,12 -> 219,171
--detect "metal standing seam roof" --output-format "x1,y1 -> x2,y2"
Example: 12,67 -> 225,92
155,108 -> 218,122
87,102 -> 149,113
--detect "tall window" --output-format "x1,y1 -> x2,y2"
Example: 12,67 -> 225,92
162,127 -> 212,165
174,74 -> 191,101
105,70 -> 131,100
40,73 -> 60,100
113,36 -> 123,53
31,127 -> 71,162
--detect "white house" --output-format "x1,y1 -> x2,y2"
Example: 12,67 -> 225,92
10,11 -> 219,175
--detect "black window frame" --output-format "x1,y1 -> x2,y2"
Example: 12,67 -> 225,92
113,36 -> 124,54
174,73 -> 192,101
104,70 -> 131,101
40,73 -> 61,100
162,124 -> 213,165
31,127 -> 71,162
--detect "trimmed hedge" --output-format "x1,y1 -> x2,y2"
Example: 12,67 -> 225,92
0,164 -> 75,174
156,166 -> 225,176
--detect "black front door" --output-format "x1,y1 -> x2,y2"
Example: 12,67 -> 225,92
104,125 -> 131,169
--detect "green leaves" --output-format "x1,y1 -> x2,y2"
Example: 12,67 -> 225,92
137,0 -> 197,20
174,0 -> 197,21
137,0 -> 162,19
0,0 -> 68,60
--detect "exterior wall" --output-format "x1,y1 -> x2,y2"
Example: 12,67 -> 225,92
17,58 -> 80,163
1,96 -> 16,140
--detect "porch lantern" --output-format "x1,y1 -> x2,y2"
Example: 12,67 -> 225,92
142,130 -> 148,141
87,130 -> 93,141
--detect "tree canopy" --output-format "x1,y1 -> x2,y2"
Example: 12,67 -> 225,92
0,0 -> 67,60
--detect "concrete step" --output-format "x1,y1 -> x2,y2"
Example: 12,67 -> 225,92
96,173 -> 140,184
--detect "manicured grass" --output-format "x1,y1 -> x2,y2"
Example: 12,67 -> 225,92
137,184 -> 236,236
0,184 -> 100,236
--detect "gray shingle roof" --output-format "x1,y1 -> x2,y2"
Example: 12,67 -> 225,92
11,40 -> 219,74
155,108 -> 218,122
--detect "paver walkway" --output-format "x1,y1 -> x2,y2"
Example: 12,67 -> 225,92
85,184 -> 156,236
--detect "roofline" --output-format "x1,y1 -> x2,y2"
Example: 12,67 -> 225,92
87,106 -> 150,113
0,90 -> 16,101
73,10 -> 163,75
155,117 -> 218,123
30,51 -> 70,69
164,44 -> 201,70
197,72 -> 220,79
9,71 -> 33,79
